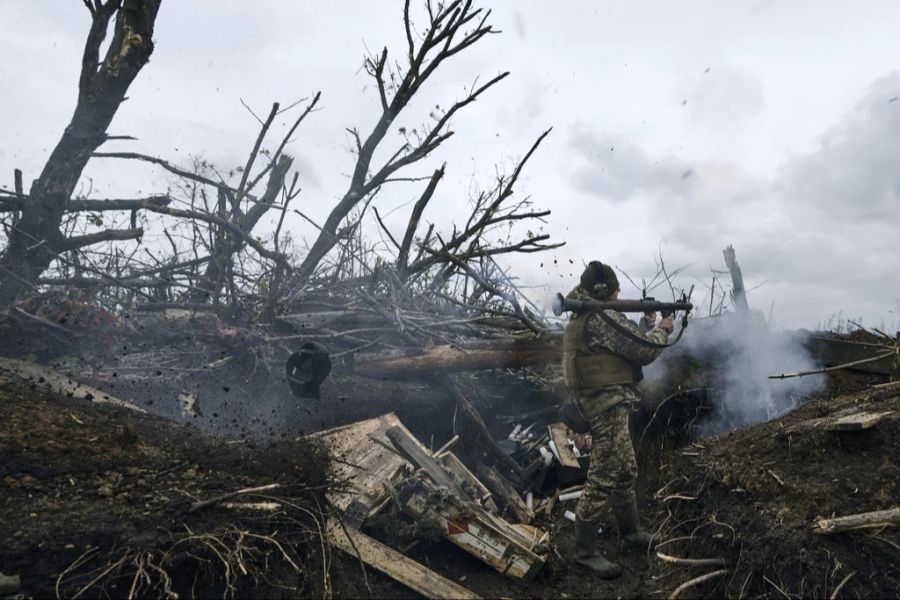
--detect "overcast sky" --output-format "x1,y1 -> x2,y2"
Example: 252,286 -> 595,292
3,1 -> 899,329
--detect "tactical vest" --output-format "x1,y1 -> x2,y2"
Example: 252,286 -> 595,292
562,311 -> 636,392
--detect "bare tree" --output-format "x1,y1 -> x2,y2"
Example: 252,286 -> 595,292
295,0 -> 507,283
0,0 -> 162,307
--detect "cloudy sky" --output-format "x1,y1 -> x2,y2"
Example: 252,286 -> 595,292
3,1 -> 899,329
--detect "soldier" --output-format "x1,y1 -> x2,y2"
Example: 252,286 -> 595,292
562,261 -> 674,578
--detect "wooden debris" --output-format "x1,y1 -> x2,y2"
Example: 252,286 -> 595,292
476,463 -> 534,523
401,479 -> 548,581
813,507 -> 900,534
220,501 -> 281,511
0,357 -> 145,413
802,335 -> 894,375
723,245 -> 749,313
314,413 -> 423,517
656,552 -> 727,568
871,380 -> 900,390
442,453 -> 498,514
446,378 -> 525,478
385,425 -> 469,499
826,411 -> 894,431
669,569 -> 728,599
548,423 -> 580,469
189,483 -> 280,513
316,413 -> 548,581
325,518 -> 481,600
770,351 -> 895,379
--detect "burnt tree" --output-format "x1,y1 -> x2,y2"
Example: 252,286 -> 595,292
0,0 -> 162,307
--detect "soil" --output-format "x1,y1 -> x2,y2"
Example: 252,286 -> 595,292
2,349 -> 898,598
0,375 -> 330,599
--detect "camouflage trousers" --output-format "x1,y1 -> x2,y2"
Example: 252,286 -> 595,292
574,386 -> 639,523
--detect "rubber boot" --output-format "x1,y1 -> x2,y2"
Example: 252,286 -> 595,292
613,495 -> 654,550
573,517 -> 622,579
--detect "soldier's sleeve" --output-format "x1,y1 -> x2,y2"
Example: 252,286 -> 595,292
586,310 -> 669,365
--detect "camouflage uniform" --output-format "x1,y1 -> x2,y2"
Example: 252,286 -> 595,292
561,286 -> 669,523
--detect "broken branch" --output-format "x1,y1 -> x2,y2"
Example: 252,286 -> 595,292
189,483 -> 281,513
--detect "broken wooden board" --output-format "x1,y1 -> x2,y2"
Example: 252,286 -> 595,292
402,478 -> 548,581
476,463 -> 534,524
441,452 -> 498,514
313,413 -> 426,518
0,357 -> 145,413
827,410 -> 895,431
797,408 -> 896,433
548,422 -> 580,468
325,518 -> 480,600
386,425 -> 469,497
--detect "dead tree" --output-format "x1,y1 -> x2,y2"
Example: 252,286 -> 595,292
723,245 -> 749,313
0,0 -> 162,308
295,0 -> 507,283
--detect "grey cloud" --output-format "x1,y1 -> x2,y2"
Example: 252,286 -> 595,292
562,72 -> 900,328
779,72 -> 900,225
569,129 -> 695,202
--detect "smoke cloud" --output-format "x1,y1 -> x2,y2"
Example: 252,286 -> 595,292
643,311 -> 825,435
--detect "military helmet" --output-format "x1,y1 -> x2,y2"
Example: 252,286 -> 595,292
580,260 -> 619,299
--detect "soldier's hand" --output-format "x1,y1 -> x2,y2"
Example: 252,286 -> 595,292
659,315 -> 675,334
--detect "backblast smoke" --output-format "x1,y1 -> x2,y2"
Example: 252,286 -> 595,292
642,310 -> 825,435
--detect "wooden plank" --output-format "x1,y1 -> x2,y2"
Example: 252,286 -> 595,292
548,423 -> 580,469
475,463 -> 533,523
813,507 -> 900,534
314,413 -> 424,514
325,518 -> 481,600
827,411 -> 894,431
385,425 -> 469,498
0,357 -> 145,413
442,453 -> 498,514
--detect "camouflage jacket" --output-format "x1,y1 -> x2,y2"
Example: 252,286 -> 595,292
569,286 -> 668,366
563,286 -> 669,416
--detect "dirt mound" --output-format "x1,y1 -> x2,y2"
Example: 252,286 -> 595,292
0,376 -> 329,598
647,386 -> 900,598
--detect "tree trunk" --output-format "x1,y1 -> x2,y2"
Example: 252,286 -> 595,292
353,335 -> 562,379
0,0 -> 162,307
722,245 -> 749,313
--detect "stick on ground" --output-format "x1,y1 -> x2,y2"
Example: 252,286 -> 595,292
189,483 -> 280,512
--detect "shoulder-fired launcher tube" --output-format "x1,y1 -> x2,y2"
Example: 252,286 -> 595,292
551,292 -> 692,317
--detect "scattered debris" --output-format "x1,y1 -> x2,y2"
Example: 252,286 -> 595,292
317,413 -> 549,581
